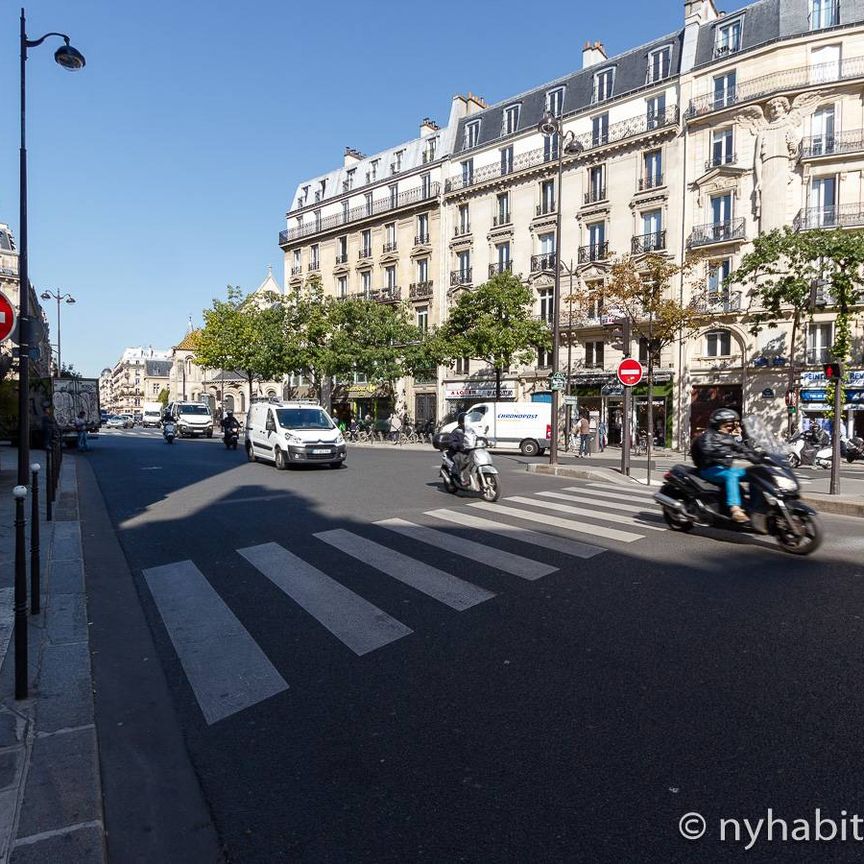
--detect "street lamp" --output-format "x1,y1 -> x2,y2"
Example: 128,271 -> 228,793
40,289 -> 75,376
15,8 -> 85,699
538,111 -> 583,465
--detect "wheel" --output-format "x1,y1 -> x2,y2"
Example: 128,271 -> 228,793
274,448 -> 288,471
166,437 -> 174,445
788,452 -> 800,468
441,472 -> 457,494
519,439 -> 540,457
775,511 -> 823,555
848,454 -> 857,464
481,474 -> 501,502
662,507 -> 693,531
246,444 -> 256,463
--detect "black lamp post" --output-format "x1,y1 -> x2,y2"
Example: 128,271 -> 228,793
40,289 -> 76,375
538,111 -> 583,465
15,8 -> 85,699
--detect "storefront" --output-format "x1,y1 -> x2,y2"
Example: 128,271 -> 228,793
689,384 -> 742,439
442,380 -> 516,423
799,369 -> 864,437
333,383 -> 392,425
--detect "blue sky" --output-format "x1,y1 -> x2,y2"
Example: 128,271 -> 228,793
0,0 -> 749,377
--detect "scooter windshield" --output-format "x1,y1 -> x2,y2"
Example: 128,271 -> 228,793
742,414 -> 787,461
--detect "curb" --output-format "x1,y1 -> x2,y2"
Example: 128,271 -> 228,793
801,494 -> 864,518
525,464 -> 642,487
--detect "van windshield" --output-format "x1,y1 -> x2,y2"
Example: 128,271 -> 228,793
177,405 -> 210,416
466,410 -> 485,423
275,408 -> 334,430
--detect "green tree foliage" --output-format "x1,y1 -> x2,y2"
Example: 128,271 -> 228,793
436,272 -> 551,400
157,388 -> 169,408
59,362 -> 82,379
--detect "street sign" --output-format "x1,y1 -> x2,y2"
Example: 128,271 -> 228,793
616,357 -> 644,387
562,395 -> 578,406
548,372 -> 567,391
0,292 -> 16,342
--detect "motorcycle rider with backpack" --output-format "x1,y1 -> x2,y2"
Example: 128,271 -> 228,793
447,412 -> 476,485
691,408 -> 749,523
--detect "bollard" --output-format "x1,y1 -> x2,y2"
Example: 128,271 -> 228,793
45,445 -> 53,522
30,464 -> 41,615
13,485 -> 28,700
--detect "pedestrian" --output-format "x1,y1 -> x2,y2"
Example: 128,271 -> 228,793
578,413 -> 591,458
388,412 -> 402,442
74,410 -> 89,451
597,418 -> 607,453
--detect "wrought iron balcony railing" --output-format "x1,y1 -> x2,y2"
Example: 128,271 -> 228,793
493,213 -> 511,227
358,248 -> 372,260
638,174 -> 663,191
290,265 -> 302,276
309,261 -> 320,272
414,233 -> 430,245
631,230 -> 666,254
577,242 -> 609,263
688,217 -> 746,248
409,281 -> 434,300
705,153 -> 737,170
799,131 -> 864,159
454,224 -> 471,237
488,261 -> 513,277
450,269 -> 473,286
793,205 -> 864,230
375,286 -> 401,303
687,56 -> 864,117
382,242 -> 398,253
690,290 -> 742,314
530,253 -> 557,273
584,187 -> 607,205
536,201 -> 556,216
279,182 -> 440,244
335,254 -> 348,265
444,106 -> 679,194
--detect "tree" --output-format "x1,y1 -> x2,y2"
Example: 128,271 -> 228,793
730,226 -> 864,433
436,272 -> 552,400
157,388 -> 169,408
59,362 -> 82,379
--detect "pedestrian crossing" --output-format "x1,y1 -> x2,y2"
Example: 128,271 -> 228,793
141,480 -> 661,725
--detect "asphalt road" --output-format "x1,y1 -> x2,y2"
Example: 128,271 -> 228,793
82,428 -> 864,863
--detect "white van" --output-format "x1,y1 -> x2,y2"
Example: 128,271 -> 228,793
440,401 -> 551,456
245,400 -> 346,469
168,401 -> 213,438
142,401 -> 163,428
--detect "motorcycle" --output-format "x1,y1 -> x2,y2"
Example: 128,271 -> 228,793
223,427 -> 240,450
440,439 -> 501,502
163,420 -> 177,444
842,435 -> 864,464
787,429 -> 832,469
654,415 -> 822,555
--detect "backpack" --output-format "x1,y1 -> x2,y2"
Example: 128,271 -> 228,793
690,434 -> 708,469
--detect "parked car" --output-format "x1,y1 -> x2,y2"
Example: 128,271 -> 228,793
99,409 -> 109,426
118,413 -> 134,429
106,415 -> 125,429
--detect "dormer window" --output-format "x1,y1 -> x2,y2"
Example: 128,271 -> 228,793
465,120 -> 481,150
810,0 -> 839,29
714,19 -> 742,57
370,159 -> 379,180
302,185 -> 310,203
319,179 -> 327,198
502,104 -> 521,135
345,169 -> 355,191
593,68 -> 615,103
390,150 -> 404,175
545,87 -> 565,118
647,46 -> 671,83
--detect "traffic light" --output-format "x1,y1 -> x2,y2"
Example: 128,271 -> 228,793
824,362 -> 842,379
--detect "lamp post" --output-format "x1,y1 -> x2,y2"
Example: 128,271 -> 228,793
39,289 -> 75,375
538,111 -> 583,465
15,9 -> 85,699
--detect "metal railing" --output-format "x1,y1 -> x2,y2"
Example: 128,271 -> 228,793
309,261 -> 320,272
409,281 -> 434,300
493,213 -> 511,227
577,242 -> 609,263
290,265 -> 302,276
334,253 -> 348,265
382,242 -> 398,253
280,182 -> 440,243
638,174 -> 663,191
454,224 -> 471,237
536,202 -> 556,216
375,286 -> 401,303
414,233 -> 430,245
488,262 -> 513,277
584,187 -> 607,204
631,230 -> 666,254
450,269 -> 473,286
687,56 -> 864,117
690,290 -> 742,313
705,153 -> 736,170
530,253 -> 557,272
799,131 -> 864,158
358,248 -> 372,260
688,217 -> 746,247
793,205 -> 864,230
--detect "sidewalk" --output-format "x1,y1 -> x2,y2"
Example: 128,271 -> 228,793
0,448 -> 105,864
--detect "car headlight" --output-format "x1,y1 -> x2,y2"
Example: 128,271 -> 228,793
335,434 -> 345,445
285,433 -> 303,444
775,475 -> 798,492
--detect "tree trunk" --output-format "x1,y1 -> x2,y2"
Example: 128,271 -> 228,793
787,312 -> 800,438
247,372 -> 254,415
495,366 -> 502,403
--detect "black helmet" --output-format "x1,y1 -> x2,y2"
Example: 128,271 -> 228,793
226,410 -> 233,416
709,408 -> 739,429
457,412 -> 467,424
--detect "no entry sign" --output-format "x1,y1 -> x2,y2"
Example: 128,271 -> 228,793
616,357 -> 644,387
0,292 -> 16,342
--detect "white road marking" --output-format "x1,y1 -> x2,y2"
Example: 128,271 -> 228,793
538,490 -> 654,514
586,482 -> 656,498
504,496 -> 665,531
563,486 -> 659,507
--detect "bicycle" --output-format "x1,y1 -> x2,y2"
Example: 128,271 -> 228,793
632,431 -> 649,456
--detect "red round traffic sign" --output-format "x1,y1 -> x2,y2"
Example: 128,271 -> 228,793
616,357 -> 644,387
0,292 -> 16,342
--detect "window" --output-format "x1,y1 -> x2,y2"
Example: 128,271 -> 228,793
293,249 -> 301,271
302,185 -> 310,203
454,357 -> 470,375
705,330 -> 733,357
385,265 -> 397,289
338,236 -> 348,258
389,184 -> 398,208
807,322 -> 833,364
641,209 -> 663,246
710,127 -> 734,166
540,179 -> 556,213
458,250 -> 471,278
342,200 -> 350,221
638,338 -> 661,367
417,213 -> 429,242
465,120 -> 480,149
588,165 -> 605,202
546,87 -> 565,117
708,258 -> 733,299
585,341 -> 605,368
416,306 -> 429,333
593,68 -> 615,103
338,275 -> 348,298
710,192 -> 733,225
713,71 -> 737,110
495,242 -> 511,272
424,138 -> 437,162
500,145 -> 514,175
361,271 -> 371,296
421,173 -> 431,197
370,159 -> 379,180
588,221 -> 606,249
537,347 -> 553,368
643,150 -> 663,187
461,159 -> 474,186
539,232 -> 556,255
392,150 -> 404,174
496,192 -> 510,224
539,288 -> 554,322
647,46 -> 671,83
313,209 -> 321,229
810,106 -> 836,154
646,93 -> 666,128
714,19 -> 742,56
417,258 -> 429,282
810,0 -> 839,30
319,179 -> 327,199
385,222 -> 396,249
310,244 -> 320,270
592,113 -> 609,147
503,104 -> 521,135
458,204 -> 470,234
345,171 -> 355,191
353,371 -> 368,385
809,176 -> 837,225
361,229 -> 371,256
544,131 -> 559,162
365,192 -> 373,216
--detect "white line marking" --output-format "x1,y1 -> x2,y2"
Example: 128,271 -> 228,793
563,486 -> 659,506
505,496 -> 664,531
539,490 -> 654,514
238,542 -> 411,656
315,529 -> 495,611
376,518 -> 557,580
586,482 -> 656,498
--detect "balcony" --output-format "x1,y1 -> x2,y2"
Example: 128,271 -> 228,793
705,154 -> 737,171
688,217 -> 746,248
577,242 -> 609,264
335,253 -> 348,265
358,248 -> 373,260
309,261 -> 320,272
454,224 -> 471,237
414,233 -> 430,245
631,230 -> 666,254
793,205 -> 864,230
712,42 -> 741,60
690,290 -> 742,314
488,262 -> 513,277
493,213 -> 511,227
279,182 -> 440,244
382,241 -> 398,254
638,174 -> 663,191
584,187 -> 607,205
290,265 -> 302,276
530,253 -> 557,273
806,347 -> 833,365
375,286 -> 401,303
687,56 -> 864,117
799,131 -> 864,159
536,201 -> 556,216
409,281 -> 434,300
450,269 -> 473,287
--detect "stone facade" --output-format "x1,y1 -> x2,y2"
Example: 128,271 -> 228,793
109,346 -> 172,414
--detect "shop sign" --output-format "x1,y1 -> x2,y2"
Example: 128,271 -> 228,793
761,388 -> 776,399
444,381 -> 516,400
800,369 -> 864,386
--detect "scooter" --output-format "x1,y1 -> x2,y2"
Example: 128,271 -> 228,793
842,436 -> 864,463
440,440 -> 501,502
787,430 -> 832,469
654,415 -> 822,555
223,427 -> 239,450
163,420 -> 177,444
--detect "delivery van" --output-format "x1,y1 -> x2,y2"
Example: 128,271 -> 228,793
439,401 -> 551,456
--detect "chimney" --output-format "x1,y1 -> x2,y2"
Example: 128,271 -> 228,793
420,117 -> 440,136
343,146 -> 365,168
684,0 -> 719,24
582,41 -> 607,69
465,91 -> 488,114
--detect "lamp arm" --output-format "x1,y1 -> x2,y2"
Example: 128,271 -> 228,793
25,32 -> 71,49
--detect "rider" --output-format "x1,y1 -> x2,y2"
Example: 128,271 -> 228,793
692,408 -> 749,523
221,410 -> 240,436
448,412 -> 477,485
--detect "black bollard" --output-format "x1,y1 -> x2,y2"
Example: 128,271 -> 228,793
45,446 -> 53,522
13,485 -> 28,700
30,464 -> 41,615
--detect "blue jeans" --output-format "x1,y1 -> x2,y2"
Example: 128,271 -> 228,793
579,433 -> 591,455
700,465 -> 746,508
77,430 -> 88,450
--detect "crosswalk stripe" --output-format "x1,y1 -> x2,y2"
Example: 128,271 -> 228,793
143,560 -> 288,725
315,529 -> 495,611
538,490 -> 654,515
586,482 -> 656,498
563,486 -> 658,507
467,501 -> 644,543
375,518 -> 557,581
504,496 -> 665,531
425,509 -> 604,559
238,542 -> 412,656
